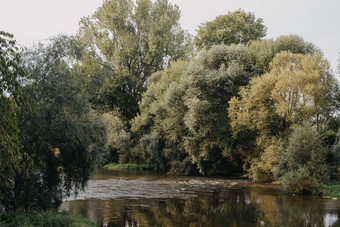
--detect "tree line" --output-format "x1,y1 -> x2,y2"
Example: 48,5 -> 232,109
1,0 -> 340,212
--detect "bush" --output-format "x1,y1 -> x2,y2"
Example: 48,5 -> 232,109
280,168 -> 318,193
274,123 -> 330,193
313,182 -> 340,198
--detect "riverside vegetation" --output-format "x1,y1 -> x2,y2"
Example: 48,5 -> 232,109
1,0 -> 340,225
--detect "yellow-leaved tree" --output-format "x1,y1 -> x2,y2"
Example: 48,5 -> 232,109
228,51 -> 337,180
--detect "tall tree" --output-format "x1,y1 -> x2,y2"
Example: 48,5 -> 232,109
1,36 -> 110,210
229,51 -> 338,180
77,0 -> 192,120
0,31 -> 27,205
195,9 -> 267,51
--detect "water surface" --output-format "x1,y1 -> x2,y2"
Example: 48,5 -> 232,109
61,169 -> 340,226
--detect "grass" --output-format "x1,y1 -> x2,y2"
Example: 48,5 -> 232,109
0,210 -> 97,227
313,181 -> 340,198
103,163 -> 151,171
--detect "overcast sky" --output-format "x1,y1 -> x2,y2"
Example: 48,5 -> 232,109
1,0 -> 339,69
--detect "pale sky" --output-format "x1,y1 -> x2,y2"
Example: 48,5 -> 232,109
1,0 -> 339,69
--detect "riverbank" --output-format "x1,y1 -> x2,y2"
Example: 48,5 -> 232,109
0,210 -> 97,227
63,168 -> 340,226
103,163 -> 151,171
103,164 -> 340,199
314,182 -> 340,198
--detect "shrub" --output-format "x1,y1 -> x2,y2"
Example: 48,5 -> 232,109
274,123 -> 330,193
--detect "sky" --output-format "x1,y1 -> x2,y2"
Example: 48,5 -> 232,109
1,0 -> 340,69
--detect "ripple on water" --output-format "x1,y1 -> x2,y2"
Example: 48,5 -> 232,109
66,177 -> 254,201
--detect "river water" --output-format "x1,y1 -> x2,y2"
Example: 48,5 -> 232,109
60,169 -> 340,226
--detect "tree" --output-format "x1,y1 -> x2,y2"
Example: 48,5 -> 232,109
246,35 -> 318,77
131,60 -> 193,174
229,51 -> 338,180
1,36 -> 110,210
132,45 -> 252,175
181,44 -> 251,175
77,0 -> 192,121
0,31 -> 28,205
195,9 -> 267,51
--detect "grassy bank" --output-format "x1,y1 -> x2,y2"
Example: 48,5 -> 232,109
103,163 -> 151,171
313,182 -> 340,198
0,210 -> 97,227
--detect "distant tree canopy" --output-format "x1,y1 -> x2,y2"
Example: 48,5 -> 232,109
194,9 -> 267,50
77,0 -> 192,121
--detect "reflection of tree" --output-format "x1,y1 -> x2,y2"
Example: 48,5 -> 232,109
65,191 -> 340,227
66,191 -> 261,226
249,191 -> 340,226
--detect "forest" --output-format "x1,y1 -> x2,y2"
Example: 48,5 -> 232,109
1,0 -> 340,225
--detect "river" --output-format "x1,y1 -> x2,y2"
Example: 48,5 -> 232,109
60,169 -> 340,226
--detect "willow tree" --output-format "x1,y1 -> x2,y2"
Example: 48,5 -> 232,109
132,45 -> 252,175
229,51 -> 338,180
0,31 -> 28,205
195,9 -> 267,51
0,36 -> 111,210
78,0 -> 192,120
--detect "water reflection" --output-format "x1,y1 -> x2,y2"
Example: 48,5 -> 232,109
61,169 -> 340,227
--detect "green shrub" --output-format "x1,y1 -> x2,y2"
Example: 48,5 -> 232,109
103,163 -> 150,171
274,123 -> 330,193
280,168 -> 318,193
313,182 -> 340,198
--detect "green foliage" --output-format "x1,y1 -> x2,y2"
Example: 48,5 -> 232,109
0,31 -> 21,177
274,123 -> 330,193
0,31 -> 24,96
0,31 -> 33,208
313,182 -> 340,198
0,98 -> 21,200
132,45 -> 253,175
328,131 -> 340,180
195,9 -> 266,50
246,35 -> 318,76
0,210 -> 97,227
182,44 -> 251,175
132,60 -> 194,174
132,35 -> 330,177
77,0 -> 192,120
139,132 -> 166,171
0,35 -> 110,210
102,111 -> 133,163
103,163 -> 150,171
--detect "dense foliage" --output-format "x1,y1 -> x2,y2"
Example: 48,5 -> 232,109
194,9 -> 267,50
77,0 -> 192,121
229,51 -> 337,181
274,123 -> 330,192
128,35 -> 335,181
0,35 -> 111,211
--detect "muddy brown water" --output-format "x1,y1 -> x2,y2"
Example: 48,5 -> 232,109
60,169 -> 340,226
